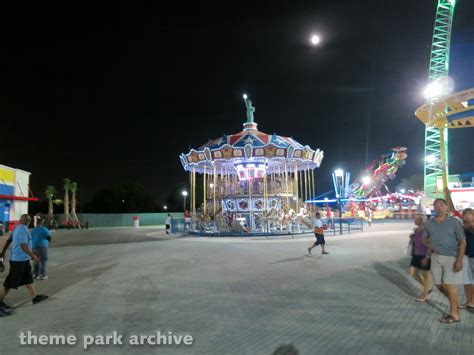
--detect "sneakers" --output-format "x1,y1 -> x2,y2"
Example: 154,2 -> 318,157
0,301 -> 11,310
322,251 -> 329,255
33,274 -> 39,279
39,275 -> 48,280
308,248 -> 312,255
32,294 -> 48,304
0,307 -> 11,317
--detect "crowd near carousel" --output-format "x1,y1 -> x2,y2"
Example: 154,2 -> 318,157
178,95 -> 324,236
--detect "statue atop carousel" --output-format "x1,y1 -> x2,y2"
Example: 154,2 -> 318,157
179,94 -> 324,235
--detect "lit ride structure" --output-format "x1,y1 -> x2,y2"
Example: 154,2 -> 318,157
179,96 -> 324,235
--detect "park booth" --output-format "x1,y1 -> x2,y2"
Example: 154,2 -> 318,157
0,164 -> 38,231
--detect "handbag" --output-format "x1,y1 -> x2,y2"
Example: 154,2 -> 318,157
404,241 -> 413,256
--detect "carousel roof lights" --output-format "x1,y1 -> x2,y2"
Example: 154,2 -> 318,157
179,95 -> 324,174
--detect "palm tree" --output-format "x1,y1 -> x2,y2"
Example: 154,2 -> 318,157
63,178 -> 72,223
70,181 -> 81,228
45,185 -> 56,218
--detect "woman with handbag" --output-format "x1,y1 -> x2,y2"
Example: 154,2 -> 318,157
408,214 -> 432,302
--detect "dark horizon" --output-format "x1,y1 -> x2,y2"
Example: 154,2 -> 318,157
1,0 -> 473,209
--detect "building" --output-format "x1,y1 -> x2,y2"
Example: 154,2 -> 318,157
0,164 -> 38,231
432,172 -> 474,211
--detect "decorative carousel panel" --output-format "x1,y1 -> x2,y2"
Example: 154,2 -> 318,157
293,150 -> 302,159
269,198 -> 280,210
220,146 -> 233,159
237,199 -> 249,211
276,148 -> 285,156
264,145 -> 277,158
189,151 -> 200,163
244,144 -> 253,159
204,148 -> 212,161
253,199 -> 264,211
224,199 -> 236,212
213,150 -> 222,159
287,146 -> 295,159
254,148 -> 264,156
313,150 -> 324,165
180,156 -> 187,169
233,149 -> 244,157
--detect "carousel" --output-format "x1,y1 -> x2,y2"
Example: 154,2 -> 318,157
179,95 -> 324,235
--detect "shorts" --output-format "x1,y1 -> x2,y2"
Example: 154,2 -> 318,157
431,253 -> 463,285
410,255 -> 431,271
313,233 -> 325,246
165,224 -> 171,229
462,256 -> 474,285
3,260 -> 34,289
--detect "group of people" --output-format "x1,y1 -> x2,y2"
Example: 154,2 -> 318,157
0,214 -> 52,317
408,198 -> 473,324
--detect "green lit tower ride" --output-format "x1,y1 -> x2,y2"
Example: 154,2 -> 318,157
424,0 -> 456,199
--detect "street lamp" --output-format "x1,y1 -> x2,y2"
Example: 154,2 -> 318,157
181,190 -> 188,212
163,205 -> 168,210
334,169 -> 344,235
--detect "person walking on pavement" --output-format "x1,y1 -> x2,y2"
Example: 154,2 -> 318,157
308,212 -> 329,255
423,198 -> 466,324
459,208 -> 474,310
0,214 -> 48,315
165,213 -> 173,234
408,214 -> 432,302
31,218 -> 52,280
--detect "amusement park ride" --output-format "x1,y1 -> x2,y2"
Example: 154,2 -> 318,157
175,1 -> 473,235
419,0 -> 474,206
179,95 -> 324,234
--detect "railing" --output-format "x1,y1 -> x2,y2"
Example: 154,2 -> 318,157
171,217 -> 365,237
323,217 -> 364,236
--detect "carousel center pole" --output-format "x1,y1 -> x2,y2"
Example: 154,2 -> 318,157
294,163 -> 298,210
285,162 -> 289,207
213,165 -> 217,218
249,178 -> 252,231
203,166 -> 207,213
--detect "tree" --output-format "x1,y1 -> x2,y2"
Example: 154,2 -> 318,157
45,186 -> 56,217
62,178 -> 72,223
70,181 -> 81,228
396,174 -> 424,192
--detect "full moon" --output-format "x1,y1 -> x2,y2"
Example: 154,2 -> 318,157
310,34 -> 321,45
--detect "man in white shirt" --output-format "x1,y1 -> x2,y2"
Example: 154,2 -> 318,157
308,212 -> 329,255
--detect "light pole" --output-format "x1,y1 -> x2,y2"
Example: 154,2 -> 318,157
181,190 -> 188,212
334,169 -> 344,235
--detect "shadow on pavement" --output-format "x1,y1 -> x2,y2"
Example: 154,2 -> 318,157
374,262 -> 449,314
4,262 -> 119,308
269,256 -> 308,264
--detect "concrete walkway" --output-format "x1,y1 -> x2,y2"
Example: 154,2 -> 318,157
0,222 -> 473,354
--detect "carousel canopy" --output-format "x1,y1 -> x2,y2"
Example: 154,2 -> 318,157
179,95 -> 324,175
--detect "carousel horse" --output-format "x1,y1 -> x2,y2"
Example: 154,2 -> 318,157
258,208 -> 278,232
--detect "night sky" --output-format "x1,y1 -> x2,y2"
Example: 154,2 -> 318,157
1,0 -> 473,207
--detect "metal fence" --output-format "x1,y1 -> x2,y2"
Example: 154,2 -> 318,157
171,217 -> 365,237
54,212 -> 182,228
323,217 -> 364,236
